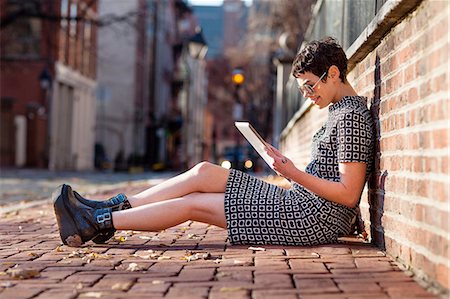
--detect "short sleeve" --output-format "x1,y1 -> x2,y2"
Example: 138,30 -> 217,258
337,111 -> 373,164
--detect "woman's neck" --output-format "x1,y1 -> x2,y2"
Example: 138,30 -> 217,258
332,81 -> 358,104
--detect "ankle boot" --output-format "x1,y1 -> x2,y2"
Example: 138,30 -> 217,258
73,192 -> 131,211
72,191 -> 131,244
53,184 -> 114,247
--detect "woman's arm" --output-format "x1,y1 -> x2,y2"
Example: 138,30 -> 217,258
265,144 -> 367,208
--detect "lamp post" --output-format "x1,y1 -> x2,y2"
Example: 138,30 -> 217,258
188,27 -> 208,60
232,68 -> 245,170
39,67 -> 53,168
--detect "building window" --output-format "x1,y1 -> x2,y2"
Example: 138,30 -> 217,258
1,1 -> 41,59
68,1 -> 78,67
59,0 -> 69,63
83,21 -> 91,75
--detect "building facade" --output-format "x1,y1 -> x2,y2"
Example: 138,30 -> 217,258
279,0 -> 449,293
1,0 -> 98,170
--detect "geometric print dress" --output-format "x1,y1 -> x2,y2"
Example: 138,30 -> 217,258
224,96 -> 375,246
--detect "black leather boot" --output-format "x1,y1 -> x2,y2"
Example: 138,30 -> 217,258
53,184 -> 114,247
72,191 -> 131,244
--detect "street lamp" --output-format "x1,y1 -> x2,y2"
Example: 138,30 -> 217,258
232,69 -> 245,170
188,27 -> 208,59
232,69 -> 245,85
39,67 -> 53,168
39,68 -> 52,90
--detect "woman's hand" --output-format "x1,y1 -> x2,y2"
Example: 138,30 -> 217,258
264,142 -> 294,178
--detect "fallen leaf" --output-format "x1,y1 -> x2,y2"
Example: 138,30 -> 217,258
214,257 -> 224,264
126,263 -> 142,272
114,236 -> 127,243
111,281 -> 132,291
248,246 -> 265,251
80,292 -> 102,298
27,252 -> 39,258
1,281 -> 14,288
187,233 -> 201,239
6,268 -> 40,279
184,253 -> 200,262
55,246 -> 65,252
157,256 -> 172,260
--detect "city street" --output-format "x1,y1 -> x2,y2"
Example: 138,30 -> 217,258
0,170 -> 442,299
0,169 -> 175,214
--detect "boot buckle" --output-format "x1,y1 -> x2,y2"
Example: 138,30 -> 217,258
96,213 -> 111,224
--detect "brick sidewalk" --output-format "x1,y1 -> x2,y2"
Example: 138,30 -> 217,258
0,188 -> 441,299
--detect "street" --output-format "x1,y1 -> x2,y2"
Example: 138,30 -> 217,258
0,169 -> 442,299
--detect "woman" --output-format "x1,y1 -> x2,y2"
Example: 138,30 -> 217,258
54,37 -> 374,247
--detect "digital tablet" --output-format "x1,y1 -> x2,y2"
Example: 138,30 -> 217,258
234,121 -> 275,171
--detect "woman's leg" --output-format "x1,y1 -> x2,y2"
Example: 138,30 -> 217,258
112,192 -> 226,231
128,162 -> 230,207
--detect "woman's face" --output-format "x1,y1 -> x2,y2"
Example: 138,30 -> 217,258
295,71 -> 336,109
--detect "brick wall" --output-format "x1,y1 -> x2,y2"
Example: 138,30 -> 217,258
281,0 -> 449,292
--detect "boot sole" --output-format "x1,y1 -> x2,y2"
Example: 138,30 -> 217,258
52,185 -> 83,247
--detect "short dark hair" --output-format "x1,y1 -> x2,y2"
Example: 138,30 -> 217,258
292,37 -> 347,82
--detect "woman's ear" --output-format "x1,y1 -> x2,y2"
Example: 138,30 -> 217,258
328,65 -> 340,82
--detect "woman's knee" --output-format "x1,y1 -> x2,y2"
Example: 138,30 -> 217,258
191,161 -> 214,175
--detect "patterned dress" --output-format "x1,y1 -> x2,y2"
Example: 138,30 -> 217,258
224,96 -> 374,246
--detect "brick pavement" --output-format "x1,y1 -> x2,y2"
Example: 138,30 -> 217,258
0,187 -> 442,299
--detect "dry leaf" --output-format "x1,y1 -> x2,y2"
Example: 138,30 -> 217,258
55,246 -> 65,252
157,256 -> 172,260
111,281 -> 132,291
80,292 -> 102,298
187,234 -> 201,239
27,252 -> 39,258
6,268 -> 40,279
1,281 -> 14,288
214,257 -> 224,264
126,263 -> 142,272
248,246 -> 265,251
184,253 -> 200,262
114,236 -> 127,243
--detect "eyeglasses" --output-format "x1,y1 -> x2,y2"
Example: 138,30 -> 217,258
298,72 -> 327,96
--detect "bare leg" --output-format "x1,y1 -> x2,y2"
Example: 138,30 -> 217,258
128,162 -> 230,207
112,192 -> 226,231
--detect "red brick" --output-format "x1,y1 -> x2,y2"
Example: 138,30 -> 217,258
293,278 -> 339,294
338,282 -> 382,293
210,289 -> 250,299
288,261 -> 328,273
254,273 -> 293,288
177,267 -> 216,281
0,286 -> 46,299
252,289 -> 297,299
166,286 -> 209,297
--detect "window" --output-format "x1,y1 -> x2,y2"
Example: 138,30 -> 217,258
59,0 -> 69,63
1,1 -> 41,59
